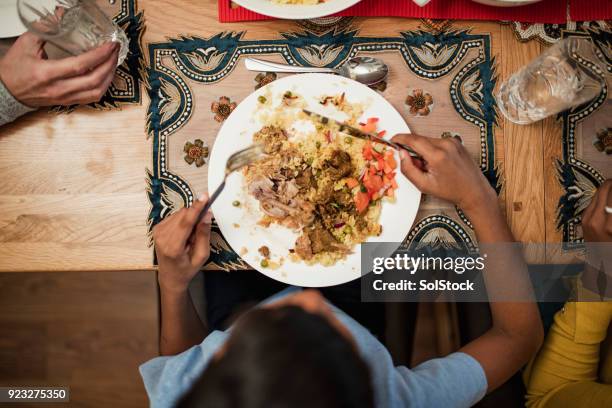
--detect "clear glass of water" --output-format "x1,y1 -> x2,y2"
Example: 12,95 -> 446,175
17,0 -> 129,65
496,38 -> 606,125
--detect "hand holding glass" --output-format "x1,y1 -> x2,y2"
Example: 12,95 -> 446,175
17,0 -> 128,65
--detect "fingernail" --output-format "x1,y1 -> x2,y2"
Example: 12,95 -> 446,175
400,150 -> 409,161
198,193 -> 209,202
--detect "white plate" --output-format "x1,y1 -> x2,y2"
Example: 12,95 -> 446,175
232,0 -> 362,20
209,73 -> 421,287
0,0 -> 27,39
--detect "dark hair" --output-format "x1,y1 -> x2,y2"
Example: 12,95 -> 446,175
178,305 -> 374,408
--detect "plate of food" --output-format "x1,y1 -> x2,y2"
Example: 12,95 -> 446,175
231,0 -> 362,20
209,73 -> 420,287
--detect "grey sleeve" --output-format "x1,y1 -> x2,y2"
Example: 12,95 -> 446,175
0,78 -> 36,126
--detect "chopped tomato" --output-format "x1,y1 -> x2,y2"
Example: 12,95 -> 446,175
345,178 -> 359,189
368,165 -> 377,176
364,174 -> 384,194
371,192 -> 380,201
389,176 -> 398,190
362,142 -> 373,160
360,117 -> 379,133
378,130 -> 387,138
354,191 -> 370,213
385,153 -> 397,169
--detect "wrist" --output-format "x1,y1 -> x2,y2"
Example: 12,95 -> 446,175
459,186 -> 499,220
158,271 -> 191,295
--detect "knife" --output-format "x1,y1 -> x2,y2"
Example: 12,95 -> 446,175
302,109 -> 423,161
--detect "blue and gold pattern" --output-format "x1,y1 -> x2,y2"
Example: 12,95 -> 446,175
556,29 -> 611,248
145,27 -> 499,270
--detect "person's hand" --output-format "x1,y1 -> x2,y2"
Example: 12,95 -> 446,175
391,133 -> 497,216
153,195 -> 213,293
580,180 -> 611,298
0,32 -> 119,107
582,179 -> 612,243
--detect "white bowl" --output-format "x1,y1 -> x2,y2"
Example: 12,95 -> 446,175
471,0 -> 543,6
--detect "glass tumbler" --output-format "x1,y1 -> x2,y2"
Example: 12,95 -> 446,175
17,0 -> 129,65
496,37 -> 606,125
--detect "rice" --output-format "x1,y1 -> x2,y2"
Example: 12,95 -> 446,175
244,90 -> 393,266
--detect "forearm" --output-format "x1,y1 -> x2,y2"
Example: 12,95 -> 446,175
460,193 -> 543,390
159,282 -> 207,356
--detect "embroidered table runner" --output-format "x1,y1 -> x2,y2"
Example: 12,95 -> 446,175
145,19 -> 499,270
556,29 -> 612,247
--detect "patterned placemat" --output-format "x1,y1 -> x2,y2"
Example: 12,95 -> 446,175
144,20 -> 499,270
507,20 -> 611,45
556,28 -> 612,248
54,0 -> 145,112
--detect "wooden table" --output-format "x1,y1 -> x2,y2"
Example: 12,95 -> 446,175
0,0 -> 568,272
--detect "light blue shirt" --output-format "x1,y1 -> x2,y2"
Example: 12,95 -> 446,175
140,287 -> 487,408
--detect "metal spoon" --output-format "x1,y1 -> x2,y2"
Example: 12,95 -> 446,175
244,56 -> 389,86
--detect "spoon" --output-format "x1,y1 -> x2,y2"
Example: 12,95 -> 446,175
244,56 -> 389,86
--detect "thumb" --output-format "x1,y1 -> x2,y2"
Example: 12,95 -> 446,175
399,149 -> 428,192
19,32 -> 45,54
190,213 -> 213,267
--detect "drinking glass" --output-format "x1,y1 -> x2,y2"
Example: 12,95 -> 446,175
496,38 -> 606,125
17,0 -> 129,65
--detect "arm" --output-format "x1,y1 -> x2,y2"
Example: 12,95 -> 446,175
392,134 -> 544,392
153,195 -> 213,356
524,180 -> 612,408
0,32 -> 119,126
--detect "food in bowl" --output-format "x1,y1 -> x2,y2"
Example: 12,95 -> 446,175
271,0 -> 328,4
244,90 -> 398,265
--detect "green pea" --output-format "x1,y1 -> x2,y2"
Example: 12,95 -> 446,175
260,259 -> 269,268
344,137 -> 352,144
232,200 -> 240,207
258,96 -> 267,104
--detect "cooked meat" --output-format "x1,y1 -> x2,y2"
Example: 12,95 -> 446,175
253,126 -> 287,154
297,201 -> 315,226
258,246 -> 270,258
313,180 -> 334,204
277,179 -> 299,203
325,150 -> 353,180
295,168 -> 315,189
294,234 -> 313,260
248,176 -> 275,200
308,224 -> 338,254
260,199 -> 297,218
333,189 -> 353,207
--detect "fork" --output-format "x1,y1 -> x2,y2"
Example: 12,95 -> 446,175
194,143 -> 267,226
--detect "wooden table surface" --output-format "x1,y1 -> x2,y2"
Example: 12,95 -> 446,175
0,0 -> 563,272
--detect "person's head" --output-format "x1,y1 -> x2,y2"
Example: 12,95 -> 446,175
178,290 -> 374,408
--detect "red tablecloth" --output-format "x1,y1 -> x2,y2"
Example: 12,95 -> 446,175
219,0 -> 574,23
